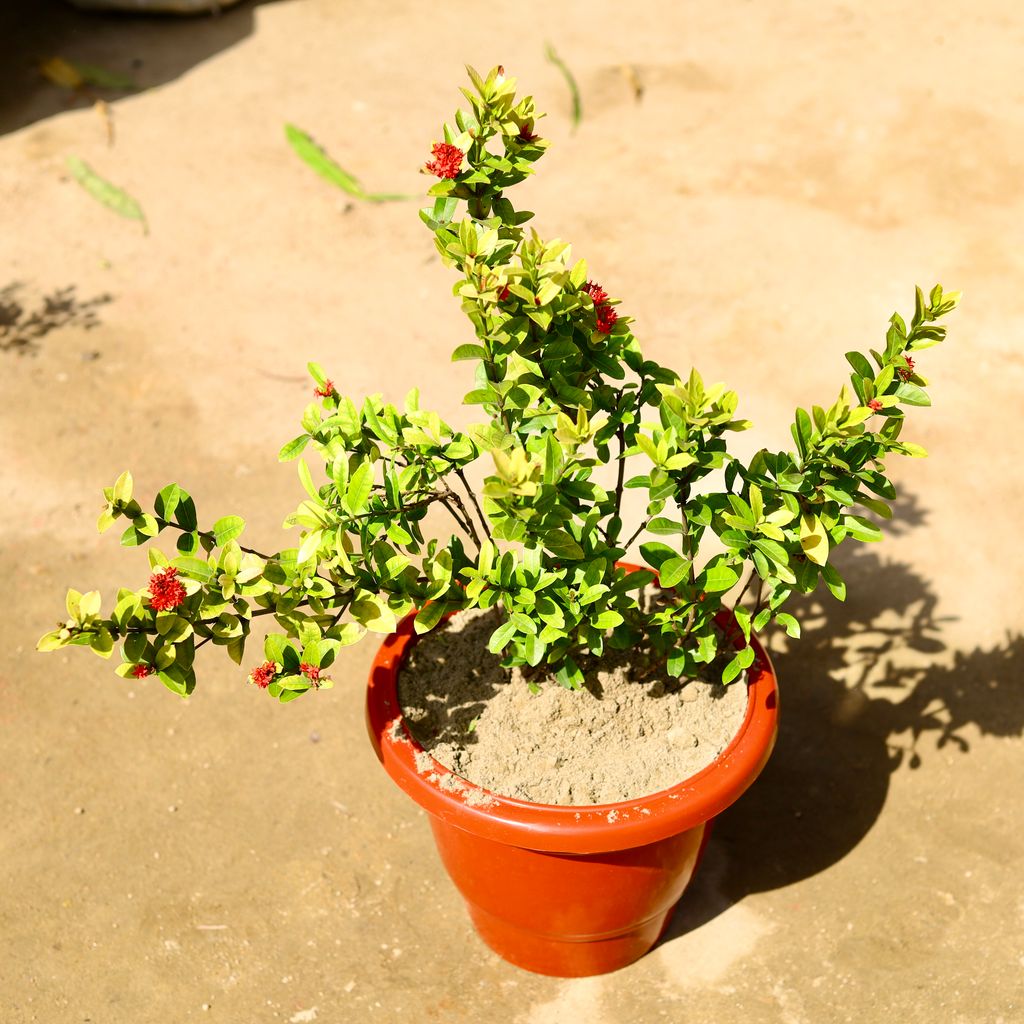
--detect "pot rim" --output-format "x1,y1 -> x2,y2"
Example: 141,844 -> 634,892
366,563 -> 779,854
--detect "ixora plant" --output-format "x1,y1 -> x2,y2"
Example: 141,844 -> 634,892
39,65 -> 959,978
38,67 -> 958,703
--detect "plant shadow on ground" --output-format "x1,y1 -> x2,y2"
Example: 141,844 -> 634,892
0,280 -> 112,354
0,0 -> 288,137
662,492 -> 1024,942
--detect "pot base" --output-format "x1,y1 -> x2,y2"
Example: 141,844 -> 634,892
466,901 -> 677,978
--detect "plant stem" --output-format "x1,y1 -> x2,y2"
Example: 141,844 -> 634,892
621,515 -> 652,551
157,516 -> 270,559
455,467 -> 492,542
604,417 -> 626,542
440,486 -> 481,553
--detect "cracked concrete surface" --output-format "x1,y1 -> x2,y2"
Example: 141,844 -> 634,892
1,1 -> 1022,1021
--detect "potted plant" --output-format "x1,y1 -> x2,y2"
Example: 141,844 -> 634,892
38,66 -> 959,977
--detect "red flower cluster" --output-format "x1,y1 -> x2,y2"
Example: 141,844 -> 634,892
314,379 -> 335,398
596,305 -> 619,334
131,664 -> 152,679
148,566 -> 186,612
300,662 -> 323,687
249,661 -> 276,689
897,356 -> 916,381
868,399 -> 883,412
424,142 -> 463,180
584,280 -> 618,334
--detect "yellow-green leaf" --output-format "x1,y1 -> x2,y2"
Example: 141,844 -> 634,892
67,157 -> 147,230
799,512 -> 829,566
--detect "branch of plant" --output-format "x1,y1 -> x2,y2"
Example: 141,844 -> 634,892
455,467 -> 493,542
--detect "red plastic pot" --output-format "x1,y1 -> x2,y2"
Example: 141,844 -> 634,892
365,569 -> 779,977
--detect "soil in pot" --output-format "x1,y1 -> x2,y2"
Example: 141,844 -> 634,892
398,606 -> 749,805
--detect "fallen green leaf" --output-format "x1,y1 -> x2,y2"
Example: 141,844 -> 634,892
284,123 -> 413,203
544,43 -> 582,128
67,157 -> 147,232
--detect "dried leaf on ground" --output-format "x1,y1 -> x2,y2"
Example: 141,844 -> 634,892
40,57 -> 83,89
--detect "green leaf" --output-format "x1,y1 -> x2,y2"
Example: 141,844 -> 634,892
157,669 -> 187,697
414,600 -> 448,635
698,562 -> 740,593
296,459 -> 322,503
555,656 -> 585,690
733,605 -> 752,642
296,529 -> 323,565
844,515 -> 883,542
658,557 -> 690,589
895,382 -> 930,406
775,612 -> 801,639
279,435 -> 310,462
344,461 -> 373,515
154,483 -> 181,522
285,123 -> 367,198
264,634 -> 292,666
176,531 -> 200,556
452,344 -> 487,361
794,407 -> 813,453
721,645 -> 755,684
845,351 -> 874,378
543,529 -> 584,560
753,538 -> 789,566
638,542 -> 676,569
487,619 -> 517,654
544,43 -> 582,128
351,596 -> 397,634
112,471 -> 134,505
820,562 -> 847,601
647,517 -> 684,535
173,556 -> 214,582
72,62 -> 140,90
37,630 -> 66,652
66,157 -> 147,230
212,515 -> 245,546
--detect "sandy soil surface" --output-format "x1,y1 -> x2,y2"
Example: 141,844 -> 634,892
1,1 -> 1022,1021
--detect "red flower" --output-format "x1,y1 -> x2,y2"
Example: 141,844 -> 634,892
148,566 -> 186,612
131,664 -> 152,679
314,379 -> 335,398
497,284 -> 510,302
583,281 -> 608,305
596,305 -> 619,334
518,122 -> 538,143
867,399 -> 883,412
249,661 -> 276,689
300,662 -> 323,687
424,142 -> 463,180
897,356 -> 916,382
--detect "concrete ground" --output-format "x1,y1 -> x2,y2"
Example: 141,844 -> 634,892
1,1 -> 1022,1021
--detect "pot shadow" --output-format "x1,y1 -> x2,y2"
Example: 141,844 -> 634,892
0,0 -> 289,137
0,280 -> 112,355
662,493 -> 1024,942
